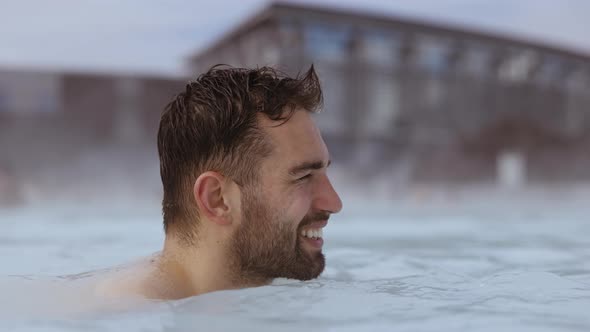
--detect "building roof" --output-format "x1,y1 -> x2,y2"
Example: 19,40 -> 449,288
189,1 -> 590,64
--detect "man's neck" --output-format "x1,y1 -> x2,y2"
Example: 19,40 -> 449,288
150,235 -> 270,299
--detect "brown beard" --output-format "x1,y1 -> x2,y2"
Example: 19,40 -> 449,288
228,189 -> 327,284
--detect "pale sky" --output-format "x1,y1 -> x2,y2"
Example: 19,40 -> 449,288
0,0 -> 588,76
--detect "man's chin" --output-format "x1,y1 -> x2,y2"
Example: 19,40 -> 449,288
299,252 -> 325,280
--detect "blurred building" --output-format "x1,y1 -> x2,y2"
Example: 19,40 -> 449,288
2,1 -> 590,204
189,2 -> 590,185
0,68 -> 185,201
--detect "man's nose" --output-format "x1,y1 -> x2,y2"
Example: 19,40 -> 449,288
314,174 -> 343,214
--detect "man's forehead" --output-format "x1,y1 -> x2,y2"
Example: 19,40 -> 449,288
258,111 -> 329,166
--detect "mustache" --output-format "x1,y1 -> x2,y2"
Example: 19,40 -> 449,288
298,211 -> 331,228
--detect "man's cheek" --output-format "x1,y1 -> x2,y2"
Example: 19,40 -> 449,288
290,190 -> 313,213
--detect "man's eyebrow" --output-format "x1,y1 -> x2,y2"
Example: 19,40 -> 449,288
288,159 -> 331,176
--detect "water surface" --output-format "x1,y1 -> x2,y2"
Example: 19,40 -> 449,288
1,194 -> 589,331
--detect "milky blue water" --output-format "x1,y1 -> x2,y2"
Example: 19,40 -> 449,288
1,190 -> 590,331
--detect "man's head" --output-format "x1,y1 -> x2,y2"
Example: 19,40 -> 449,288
157,65 -> 342,282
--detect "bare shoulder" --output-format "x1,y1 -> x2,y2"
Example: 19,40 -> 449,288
94,253 -> 162,300
0,257 -> 163,318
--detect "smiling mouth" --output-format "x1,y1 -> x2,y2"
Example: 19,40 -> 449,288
301,228 -> 323,239
300,228 -> 324,249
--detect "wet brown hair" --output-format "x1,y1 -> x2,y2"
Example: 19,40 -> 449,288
157,65 -> 323,238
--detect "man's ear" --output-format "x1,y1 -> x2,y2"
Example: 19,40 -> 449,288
193,171 -> 234,226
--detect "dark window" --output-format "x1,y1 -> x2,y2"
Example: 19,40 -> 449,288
536,54 -> 564,85
417,37 -> 449,74
304,23 -> 351,63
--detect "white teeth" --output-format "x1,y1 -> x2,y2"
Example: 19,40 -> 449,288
301,228 -> 323,239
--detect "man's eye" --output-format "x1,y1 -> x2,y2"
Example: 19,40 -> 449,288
296,174 -> 312,182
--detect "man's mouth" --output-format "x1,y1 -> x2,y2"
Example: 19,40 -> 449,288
301,228 -> 323,239
299,226 -> 325,249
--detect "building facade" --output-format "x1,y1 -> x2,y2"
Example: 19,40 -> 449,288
0,68 -> 185,201
2,2 -> 590,201
189,2 -> 590,185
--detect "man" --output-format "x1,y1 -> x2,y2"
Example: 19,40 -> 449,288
99,65 -> 342,300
